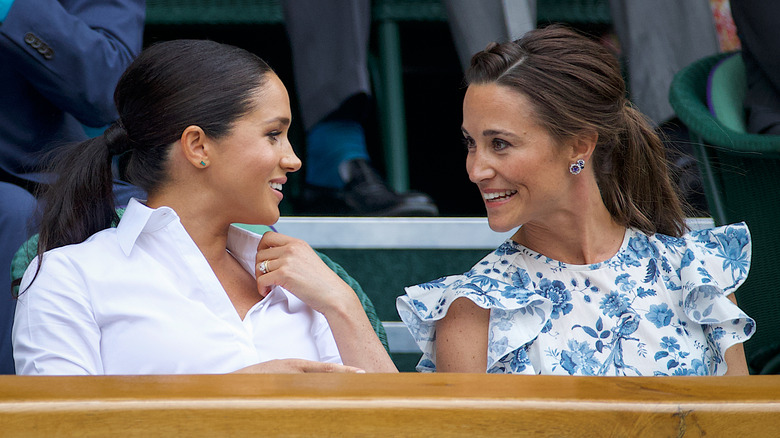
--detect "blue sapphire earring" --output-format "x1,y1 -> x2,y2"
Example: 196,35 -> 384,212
569,159 -> 585,175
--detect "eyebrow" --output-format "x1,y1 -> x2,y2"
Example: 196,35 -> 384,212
265,117 -> 291,126
461,127 -> 518,139
482,129 -> 517,138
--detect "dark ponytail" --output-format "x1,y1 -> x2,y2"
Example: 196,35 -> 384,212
590,103 -> 688,237
465,25 -> 688,237
29,39 -> 274,287
36,126 -> 121,255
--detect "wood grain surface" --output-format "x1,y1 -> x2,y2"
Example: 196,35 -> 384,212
0,373 -> 778,437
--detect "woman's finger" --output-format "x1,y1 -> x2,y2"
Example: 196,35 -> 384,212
232,359 -> 365,374
300,361 -> 365,374
257,230 -> 292,250
257,259 -> 271,276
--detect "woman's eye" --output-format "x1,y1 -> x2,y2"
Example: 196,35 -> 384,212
267,131 -> 281,142
462,137 -> 475,150
492,139 -> 510,151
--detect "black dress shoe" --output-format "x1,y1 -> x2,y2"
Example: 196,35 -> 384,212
299,159 -> 438,216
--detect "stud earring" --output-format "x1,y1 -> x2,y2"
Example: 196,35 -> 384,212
200,161 -> 207,167
569,159 -> 585,175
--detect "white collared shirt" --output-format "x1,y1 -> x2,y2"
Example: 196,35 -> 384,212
13,199 -> 341,375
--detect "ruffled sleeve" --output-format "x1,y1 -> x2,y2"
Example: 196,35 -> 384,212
673,222 -> 755,373
396,241 -> 552,373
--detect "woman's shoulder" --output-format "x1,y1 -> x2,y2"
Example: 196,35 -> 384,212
601,223 -> 750,298
620,222 -> 749,267
409,239 -> 524,288
648,222 -> 750,254
22,228 -> 123,284
400,239 -> 540,316
46,227 -> 122,260
397,239 -> 552,372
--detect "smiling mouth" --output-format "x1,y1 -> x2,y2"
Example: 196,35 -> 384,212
269,182 -> 283,191
482,190 -> 517,202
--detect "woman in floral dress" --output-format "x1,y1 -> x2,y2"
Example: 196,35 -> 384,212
397,25 -> 754,376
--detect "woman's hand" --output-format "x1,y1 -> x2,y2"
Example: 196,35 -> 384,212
232,359 -> 365,374
254,231 -> 397,373
255,231 -> 355,315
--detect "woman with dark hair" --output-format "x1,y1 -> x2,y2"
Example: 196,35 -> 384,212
397,26 -> 754,376
13,40 -> 396,375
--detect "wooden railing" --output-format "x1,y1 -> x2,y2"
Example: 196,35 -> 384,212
1,374 -> 778,437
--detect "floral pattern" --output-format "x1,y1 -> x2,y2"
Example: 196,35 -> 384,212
397,224 -> 755,376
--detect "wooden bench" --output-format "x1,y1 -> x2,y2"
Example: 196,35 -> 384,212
1,374 -> 778,436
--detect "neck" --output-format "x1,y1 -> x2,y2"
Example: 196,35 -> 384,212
146,191 -> 232,264
512,185 -> 626,265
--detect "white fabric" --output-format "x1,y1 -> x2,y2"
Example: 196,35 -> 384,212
13,199 -> 341,375
399,224 -> 754,375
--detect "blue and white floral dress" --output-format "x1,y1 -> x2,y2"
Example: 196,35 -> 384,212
397,223 -> 755,376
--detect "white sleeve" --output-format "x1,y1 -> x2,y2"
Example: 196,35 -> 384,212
12,252 -> 103,375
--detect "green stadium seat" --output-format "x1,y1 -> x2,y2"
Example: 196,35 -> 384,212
669,51 -> 780,374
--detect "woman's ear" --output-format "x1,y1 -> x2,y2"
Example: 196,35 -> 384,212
570,129 -> 598,163
179,125 -> 210,168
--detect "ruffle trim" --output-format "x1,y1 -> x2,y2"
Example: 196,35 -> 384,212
676,223 -> 755,373
398,244 -> 552,372
398,223 -> 755,374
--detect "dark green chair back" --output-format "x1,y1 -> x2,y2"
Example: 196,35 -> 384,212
669,51 -> 780,374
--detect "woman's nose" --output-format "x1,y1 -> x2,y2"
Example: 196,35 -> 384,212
282,141 -> 302,172
466,149 -> 494,183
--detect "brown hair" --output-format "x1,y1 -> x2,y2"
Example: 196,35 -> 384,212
465,25 -> 688,237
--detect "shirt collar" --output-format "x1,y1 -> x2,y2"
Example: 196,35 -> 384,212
116,199 -> 266,273
226,226 -> 264,276
116,198 -> 180,256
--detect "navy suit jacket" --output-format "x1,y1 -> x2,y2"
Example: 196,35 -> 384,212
0,0 -> 144,375
0,0 -> 145,184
